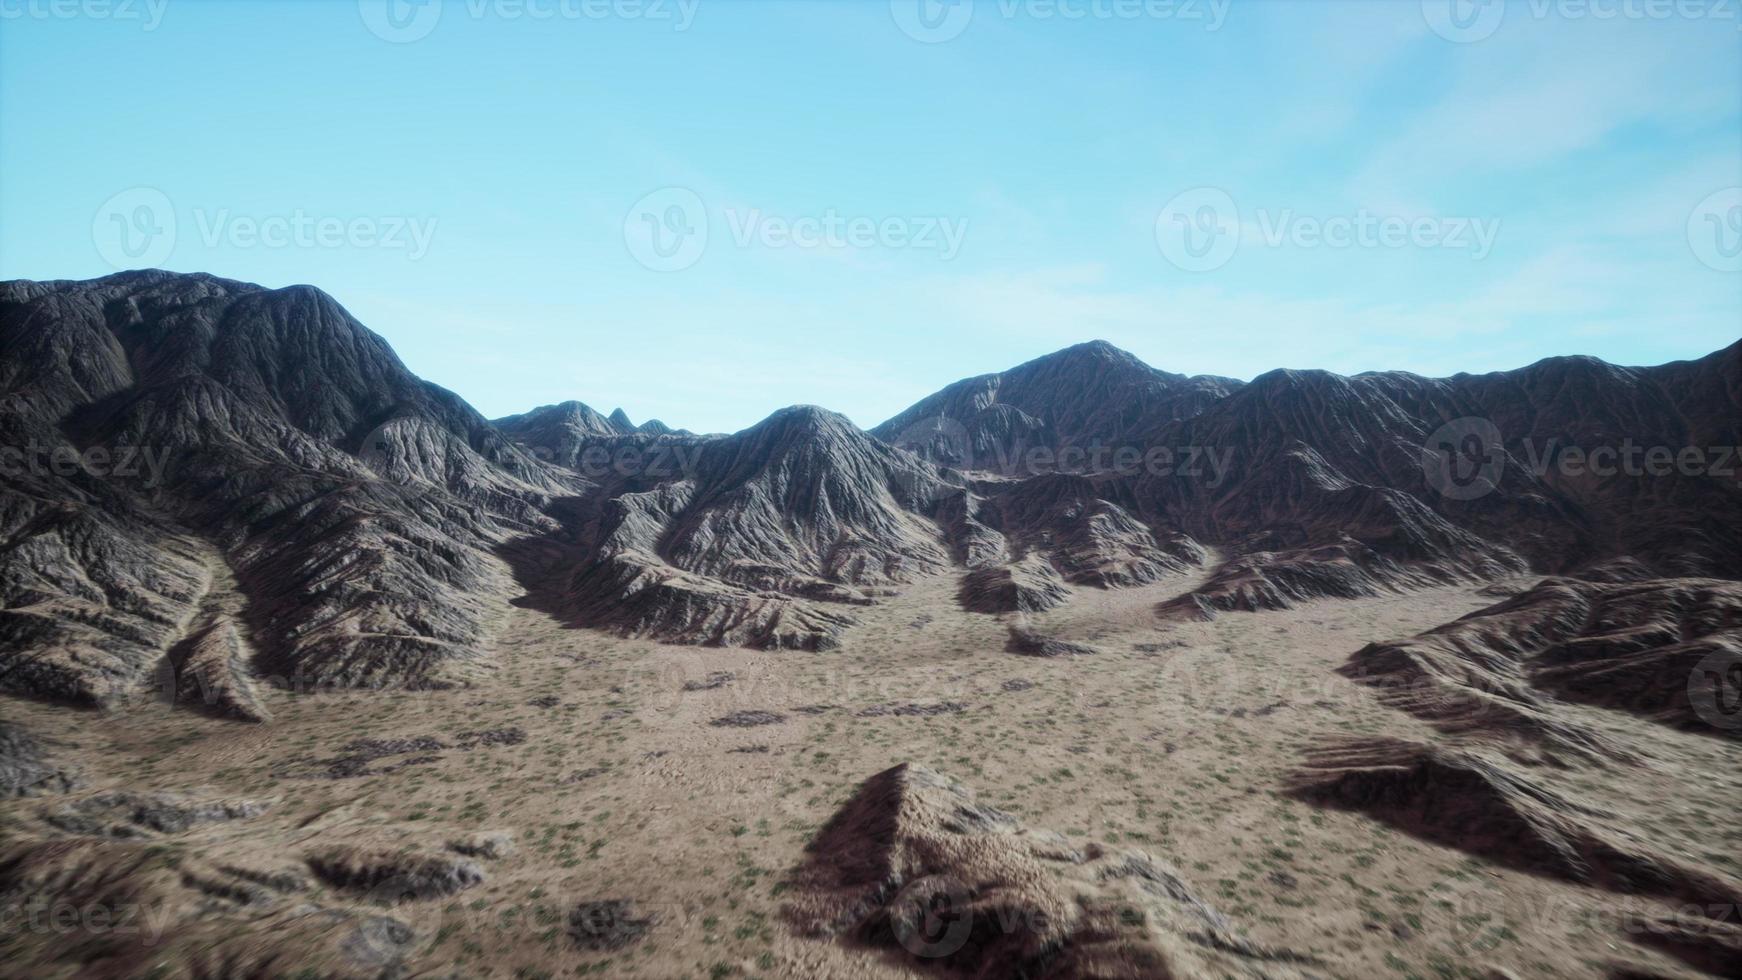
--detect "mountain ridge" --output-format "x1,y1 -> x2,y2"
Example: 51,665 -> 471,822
2,272 -> 1737,712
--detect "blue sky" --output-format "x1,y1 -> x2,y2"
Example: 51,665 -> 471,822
3,0 -> 1738,434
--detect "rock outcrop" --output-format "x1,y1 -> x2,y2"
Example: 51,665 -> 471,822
958,553 -> 1071,614
786,763 -> 1313,979
1291,739 -> 1742,913
1338,577 -> 1742,764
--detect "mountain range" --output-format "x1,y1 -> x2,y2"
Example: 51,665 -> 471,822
2,271 -> 1737,714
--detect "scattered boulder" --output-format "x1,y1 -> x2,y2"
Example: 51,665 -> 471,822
569,899 -> 654,951
1006,625 -> 1100,658
284,735 -> 447,780
710,710 -> 786,728
857,702 -> 967,718
563,766 -> 609,784
305,845 -> 484,901
447,831 -> 514,860
42,792 -> 269,838
683,671 -> 735,692
456,727 -> 527,748
217,863 -> 312,893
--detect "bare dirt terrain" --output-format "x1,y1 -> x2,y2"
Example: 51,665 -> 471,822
6,570 -> 1738,979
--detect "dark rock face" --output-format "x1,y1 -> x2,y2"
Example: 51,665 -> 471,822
1,272 -> 575,704
1133,350 -> 1742,613
872,340 -> 1242,474
879,338 -> 1741,618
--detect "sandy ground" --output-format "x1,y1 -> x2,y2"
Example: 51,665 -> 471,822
3,568 -> 1739,979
